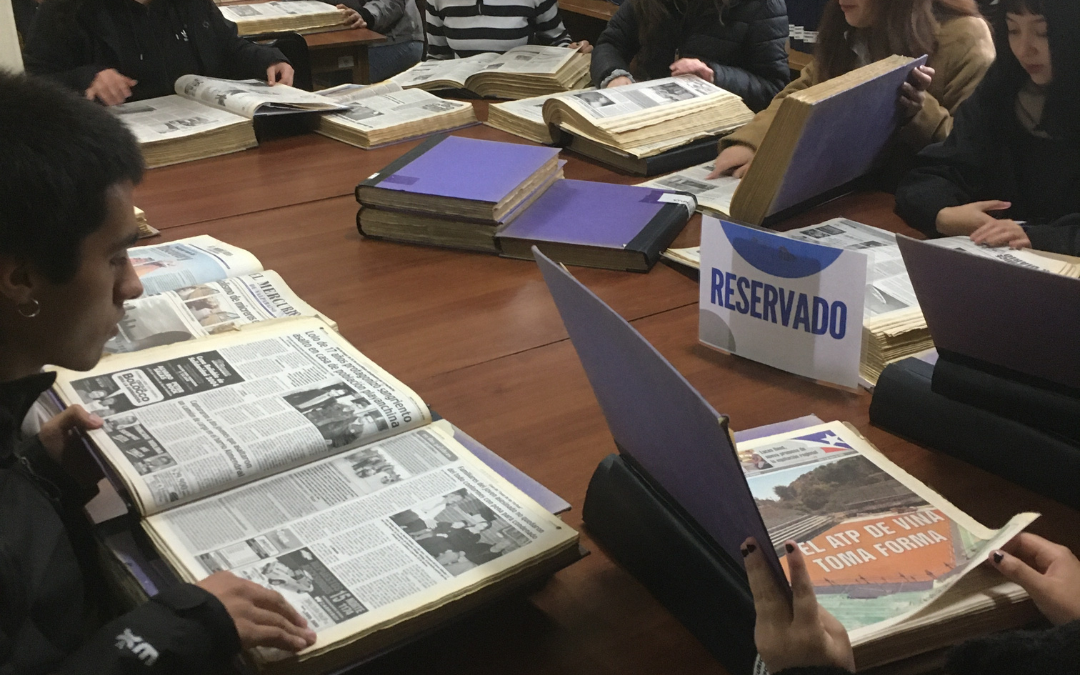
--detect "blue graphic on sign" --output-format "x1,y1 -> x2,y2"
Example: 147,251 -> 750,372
721,220 -> 843,279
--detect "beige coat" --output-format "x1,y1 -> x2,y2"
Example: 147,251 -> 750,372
721,15 -> 995,154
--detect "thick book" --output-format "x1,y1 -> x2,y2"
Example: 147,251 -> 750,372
391,46 -> 591,100
897,235 -> 1080,390
534,248 -> 1040,672
315,82 -> 478,149
931,352 -> 1080,443
495,179 -> 694,272
871,357 -> 1080,510
114,75 -> 344,167
542,76 -> 753,161
565,133 -> 722,176
355,135 -> 562,223
728,55 -> 926,226
48,313 -> 580,674
219,1 -> 347,35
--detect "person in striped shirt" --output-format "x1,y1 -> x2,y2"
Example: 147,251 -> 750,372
424,0 -> 589,59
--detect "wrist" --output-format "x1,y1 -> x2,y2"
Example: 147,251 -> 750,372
600,69 -> 633,88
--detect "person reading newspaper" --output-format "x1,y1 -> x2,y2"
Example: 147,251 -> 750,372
0,72 -> 314,672
25,0 -> 295,105
742,533 -> 1080,674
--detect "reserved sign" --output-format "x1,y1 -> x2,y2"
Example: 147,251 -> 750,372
698,218 -> 866,388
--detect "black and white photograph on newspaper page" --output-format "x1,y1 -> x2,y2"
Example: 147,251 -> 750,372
238,547 -> 368,630
390,488 -> 531,576
339,446 -> 404,492
107,296 -> 196,354
283,382 -> 390,448
103,414 -> 177,475
197,527 -> 306,574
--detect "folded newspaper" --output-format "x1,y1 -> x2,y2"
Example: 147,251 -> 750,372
46,238 -> 581,674
315,82 -> 477,148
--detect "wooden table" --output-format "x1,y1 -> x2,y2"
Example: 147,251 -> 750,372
135,106 -> 1080,675
305,27 -> 387,84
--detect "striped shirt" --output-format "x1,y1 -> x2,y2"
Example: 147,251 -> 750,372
425,0 -> 571,60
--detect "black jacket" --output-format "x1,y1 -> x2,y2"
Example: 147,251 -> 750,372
772,620 -> 1080,675
24,0 -> 288,101
0,372 -> 240,674
589,0 -> 789,112
894,76 -> 1080,255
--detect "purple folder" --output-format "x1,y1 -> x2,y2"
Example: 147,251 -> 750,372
898,235 -> 1080,390
359,135 -> 560,203
768,55 -> 927,218
534,248 -> 789,594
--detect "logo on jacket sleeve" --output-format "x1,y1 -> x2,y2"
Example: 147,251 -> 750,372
115,629 -> 160,666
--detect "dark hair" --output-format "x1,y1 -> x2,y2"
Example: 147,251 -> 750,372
0,72 -> 144,284
988,0 -> 1079,139
630,0 -> 732,72
814,0 -> 982,81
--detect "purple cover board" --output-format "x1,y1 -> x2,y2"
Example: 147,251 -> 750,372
534,249 -> 789,594
497,180 -> 669,248
770,56 -> 926,217
376,136 -> 560,203
898,236 -> 1080,390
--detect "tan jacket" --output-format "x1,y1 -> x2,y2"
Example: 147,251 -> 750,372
721,15 -> 995,153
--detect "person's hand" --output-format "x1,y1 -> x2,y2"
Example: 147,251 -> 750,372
85,69 -> 136,106
934,200 -> 1012,236
605,76 -> 632,88
970,219 -> 1030,249
898,65 -> 934,121
38,405 -> 105,488
670,57 -> 714,83
743,538 -> 855,674
991,533 -> 1080,626
337,5 -> 366,29
568,40 -> 592,54
708,144 -> 755,179
267,62 -> 295,87
198,572 -> 318,651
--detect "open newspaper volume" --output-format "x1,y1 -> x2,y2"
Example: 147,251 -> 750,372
737,421 -> 1038,669
47,238 -> 581,675
315,82 -> 477,148
218,1 -> 347,35
113,75 -> 345,167
488,77 -> 753,173
391,46 -> 591,99
660,219 -> 1080,386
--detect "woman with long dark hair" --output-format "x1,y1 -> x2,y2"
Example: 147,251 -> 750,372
709,0 -> 993,179
589,0 -> 789,112
895,0 -> 1080,254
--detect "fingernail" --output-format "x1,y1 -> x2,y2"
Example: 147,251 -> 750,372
992,551 -> 1004,564
785,542 -> 795,554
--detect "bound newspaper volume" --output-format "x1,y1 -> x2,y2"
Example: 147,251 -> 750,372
391,46 -> 591,99
218,1 -> 348,35
48,238 -> 581,675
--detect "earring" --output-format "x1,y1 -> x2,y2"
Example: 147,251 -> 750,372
17,298 -> 40,319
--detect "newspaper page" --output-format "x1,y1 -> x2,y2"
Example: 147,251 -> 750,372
142,420 -> 577,656
390,53 -> 499,89
553,76 -> 722,120
318,83 -> 472,131
738,421 -> 1036,640
113,95 -> 249,144
475,45 -> 575,75
219,1 -> 341,25
489,92 -> 559,124
130,235 -> 264,296
927,236 -> 1080,277
52,319 -> 431,516
174,75 -> 344,117
106,271 -> 332,354
640,161 -> 739,216
784,219 -> 920,320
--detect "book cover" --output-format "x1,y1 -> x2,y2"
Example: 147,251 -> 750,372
496,180 -> 693,269
359,135 -> 560,204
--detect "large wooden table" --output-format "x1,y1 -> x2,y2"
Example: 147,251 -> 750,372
133,103 -> 1080,675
